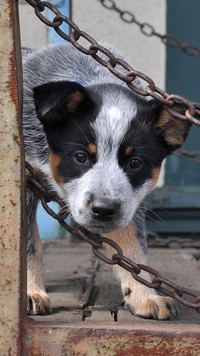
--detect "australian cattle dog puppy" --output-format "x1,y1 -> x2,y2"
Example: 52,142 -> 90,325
23,44 -> 190,319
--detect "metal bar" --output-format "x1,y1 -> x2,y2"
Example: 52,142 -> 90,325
0,0 -> 26,354
24,320 -> 200,356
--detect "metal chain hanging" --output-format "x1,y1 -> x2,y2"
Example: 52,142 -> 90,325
98,0 -> 200,57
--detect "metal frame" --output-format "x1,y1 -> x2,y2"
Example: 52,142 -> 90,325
0,1 -> 199,355
0,1 -> 26,354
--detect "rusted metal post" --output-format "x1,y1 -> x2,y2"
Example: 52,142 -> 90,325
0,0 -> 26,354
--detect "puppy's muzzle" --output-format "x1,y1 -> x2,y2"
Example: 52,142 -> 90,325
90,198 -> 120,222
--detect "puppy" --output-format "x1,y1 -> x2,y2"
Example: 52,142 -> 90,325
23,44 -> 190,319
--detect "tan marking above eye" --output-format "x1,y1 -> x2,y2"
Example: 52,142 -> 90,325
49,153 -> 64,184
88,143 -> 97,154
125,146 -> 134,156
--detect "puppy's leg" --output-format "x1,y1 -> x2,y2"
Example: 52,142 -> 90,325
26,189 -> 51,315
106,223 -> 178,320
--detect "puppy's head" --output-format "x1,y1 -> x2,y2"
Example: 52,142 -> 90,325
34,81 -> 191,233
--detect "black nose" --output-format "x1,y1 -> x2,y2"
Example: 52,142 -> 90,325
90,200 -> 120,222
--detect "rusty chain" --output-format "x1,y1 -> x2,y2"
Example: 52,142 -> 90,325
24,0 -> 200,126
98,0 -> 200,58
26,162 -> 200,312
147,231 -> 200,249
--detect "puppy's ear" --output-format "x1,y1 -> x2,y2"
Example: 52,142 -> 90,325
153,102 -> 191,151
33,81 -> 94,126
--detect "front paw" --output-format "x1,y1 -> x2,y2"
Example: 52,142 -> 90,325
123,290 -> 178,320
27,292 -> 51,315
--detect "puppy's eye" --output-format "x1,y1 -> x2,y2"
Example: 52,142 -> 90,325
73,151 -> 88,164
129,157 -> 143,170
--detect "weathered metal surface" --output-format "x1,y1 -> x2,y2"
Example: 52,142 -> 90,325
24,320 -> 200,356
0,0 -> 26,355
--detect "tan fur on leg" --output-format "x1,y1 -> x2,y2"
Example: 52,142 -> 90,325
106,223 -> 178,320
27,222 -> 51,315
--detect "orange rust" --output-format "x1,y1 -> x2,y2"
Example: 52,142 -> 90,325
88,143 -> 97,154
13,134 -> 20,146
49,153 -> 64,184
9,15 -> 22,122
66,91 -> 84,112
8,0 -> 23,124
10,199 -> 16,206
9,49 -> 19,113
23,319 -> 200,356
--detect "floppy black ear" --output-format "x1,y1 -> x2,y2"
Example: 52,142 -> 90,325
153,101 -> 191,151
33,81 -> 94,126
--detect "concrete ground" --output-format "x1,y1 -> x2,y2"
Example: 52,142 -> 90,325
31,240 -> 200,325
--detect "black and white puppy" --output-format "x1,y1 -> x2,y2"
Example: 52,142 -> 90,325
23,44 -> 190,319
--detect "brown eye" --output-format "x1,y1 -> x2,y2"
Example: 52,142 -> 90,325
74,151 -> 88,164
129,157 -> 143,170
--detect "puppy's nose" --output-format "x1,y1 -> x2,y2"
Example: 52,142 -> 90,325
90,200 -> 120,222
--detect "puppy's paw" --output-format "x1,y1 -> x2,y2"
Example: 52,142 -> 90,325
123,291 -> 178,320
27,292 -> 51,315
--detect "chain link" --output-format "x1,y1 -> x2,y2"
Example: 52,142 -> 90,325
98,0 -> 200,58
24,0 -> 200,126
147,231 -> 200,248
26,162 -> 200,312
177,149 -> 200,165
